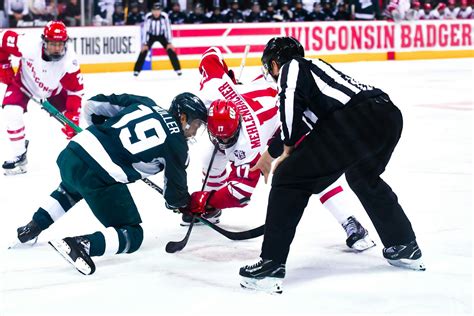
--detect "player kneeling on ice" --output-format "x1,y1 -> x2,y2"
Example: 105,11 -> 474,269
15,92 -> 207,275
239,37 -> 425,294
185,46 -> 375,252
0,21 -> 83,175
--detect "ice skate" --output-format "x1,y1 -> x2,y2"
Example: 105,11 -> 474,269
181,209 -> 222,226
49,236 -> 96,275
17,219 -> 42,243
3,140 -> 29,176
239,259 -> 285,294
7,220 -> 42,249
383,240 -> 426,271
342,216 -> 376,251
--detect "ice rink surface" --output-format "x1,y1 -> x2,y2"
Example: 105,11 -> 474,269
0,58 -> 472,316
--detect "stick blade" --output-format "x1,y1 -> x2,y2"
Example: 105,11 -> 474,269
165,219 -> 195,253
165,241 -> 184,253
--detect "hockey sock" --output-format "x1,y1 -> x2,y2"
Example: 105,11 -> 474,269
318,185 -> 354,224
3,105 -> 26,157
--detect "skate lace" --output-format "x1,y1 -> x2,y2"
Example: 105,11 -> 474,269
4,156 -> 22,164
5,141 -> 29,164
76,237 -> 91,255
342,217 -> 360,236
246,259 -> 264,269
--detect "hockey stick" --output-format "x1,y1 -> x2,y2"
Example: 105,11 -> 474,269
195,217 -> 264,241
141,177 -> 264,241
19,86 -> 164,193
165,144 -> 219,253
19,86 -> 81,133
236,45 -> 250,83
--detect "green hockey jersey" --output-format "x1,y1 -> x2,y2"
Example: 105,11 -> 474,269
68,93 -> 190,208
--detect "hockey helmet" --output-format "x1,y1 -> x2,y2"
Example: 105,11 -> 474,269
152,2 -> 163,10
170,92 -> 207,123
169,92 -> 207,137
207,99 -> 241,149
261,36 -> 304,81
42,21 -> 68,61
43,21 -> 68,42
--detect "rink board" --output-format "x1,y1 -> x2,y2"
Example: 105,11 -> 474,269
5,20 -> 473,73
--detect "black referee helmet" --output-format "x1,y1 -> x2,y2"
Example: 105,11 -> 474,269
261,36 -> 304,75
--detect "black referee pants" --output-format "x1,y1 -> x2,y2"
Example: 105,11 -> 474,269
261,94 -> 417,264
134,35 -> 181,72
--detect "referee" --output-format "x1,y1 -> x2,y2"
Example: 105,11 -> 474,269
239,37 -> 425,294
133,2 -> 182,77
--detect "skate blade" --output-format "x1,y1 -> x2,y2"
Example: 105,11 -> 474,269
240,277 -> 283,295
351,236 -> 376,252
8,237 -> 38,249
180,218 -> 220,227
49,240 -> 95,275
3,166 -> 27,176
387,258 -> 426,271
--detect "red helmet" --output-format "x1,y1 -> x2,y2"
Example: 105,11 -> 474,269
208,100 -> 241,149
412,1 -> 420,7
43,21 -> 68,42
438,3 -> 446,9
424,2 -> 432,10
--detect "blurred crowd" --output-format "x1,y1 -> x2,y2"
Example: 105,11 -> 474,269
0,0 -> 472,28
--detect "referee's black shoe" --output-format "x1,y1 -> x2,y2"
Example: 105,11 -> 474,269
383,240 -> 426,271
239,258 -> 285,294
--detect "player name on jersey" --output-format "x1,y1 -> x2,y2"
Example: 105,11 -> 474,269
218,82 -> 261,149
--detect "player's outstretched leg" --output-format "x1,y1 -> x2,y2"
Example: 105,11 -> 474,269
383,240 -> 426,271
49,236 -> 96,275
3,140 -> 29,175
342,216 -> 376,251
239,258 -> 286,294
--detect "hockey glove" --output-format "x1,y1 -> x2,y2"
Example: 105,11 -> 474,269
188,191 -> 215,214
61,111 -> 80,139
0,63 -> 14,85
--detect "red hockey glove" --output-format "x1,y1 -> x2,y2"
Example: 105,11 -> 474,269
61,111 -> 80,139
0,63 -> 14,85
188,191 -> 214,215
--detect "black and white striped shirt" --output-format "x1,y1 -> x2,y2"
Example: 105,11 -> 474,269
278,57 -> 384,146
142,12 -> 173,44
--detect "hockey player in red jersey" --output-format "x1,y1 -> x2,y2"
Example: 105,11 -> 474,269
183,47 -> 375,251
0,21 -> 83,175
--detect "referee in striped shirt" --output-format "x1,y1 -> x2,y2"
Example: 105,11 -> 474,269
133,2 -> 181,76
240,37 -> 424,292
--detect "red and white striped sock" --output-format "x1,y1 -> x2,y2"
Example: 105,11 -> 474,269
3,105 -> 27,157
318,185 -> 353,224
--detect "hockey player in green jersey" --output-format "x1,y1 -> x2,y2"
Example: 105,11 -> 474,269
15,92 -> 207,275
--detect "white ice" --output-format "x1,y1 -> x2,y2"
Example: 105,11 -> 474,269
0,58 -> 472,316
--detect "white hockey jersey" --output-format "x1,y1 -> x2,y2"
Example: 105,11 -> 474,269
196,47 -> 280,208
0,30 -> 83,101
198,47 -> 280,167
